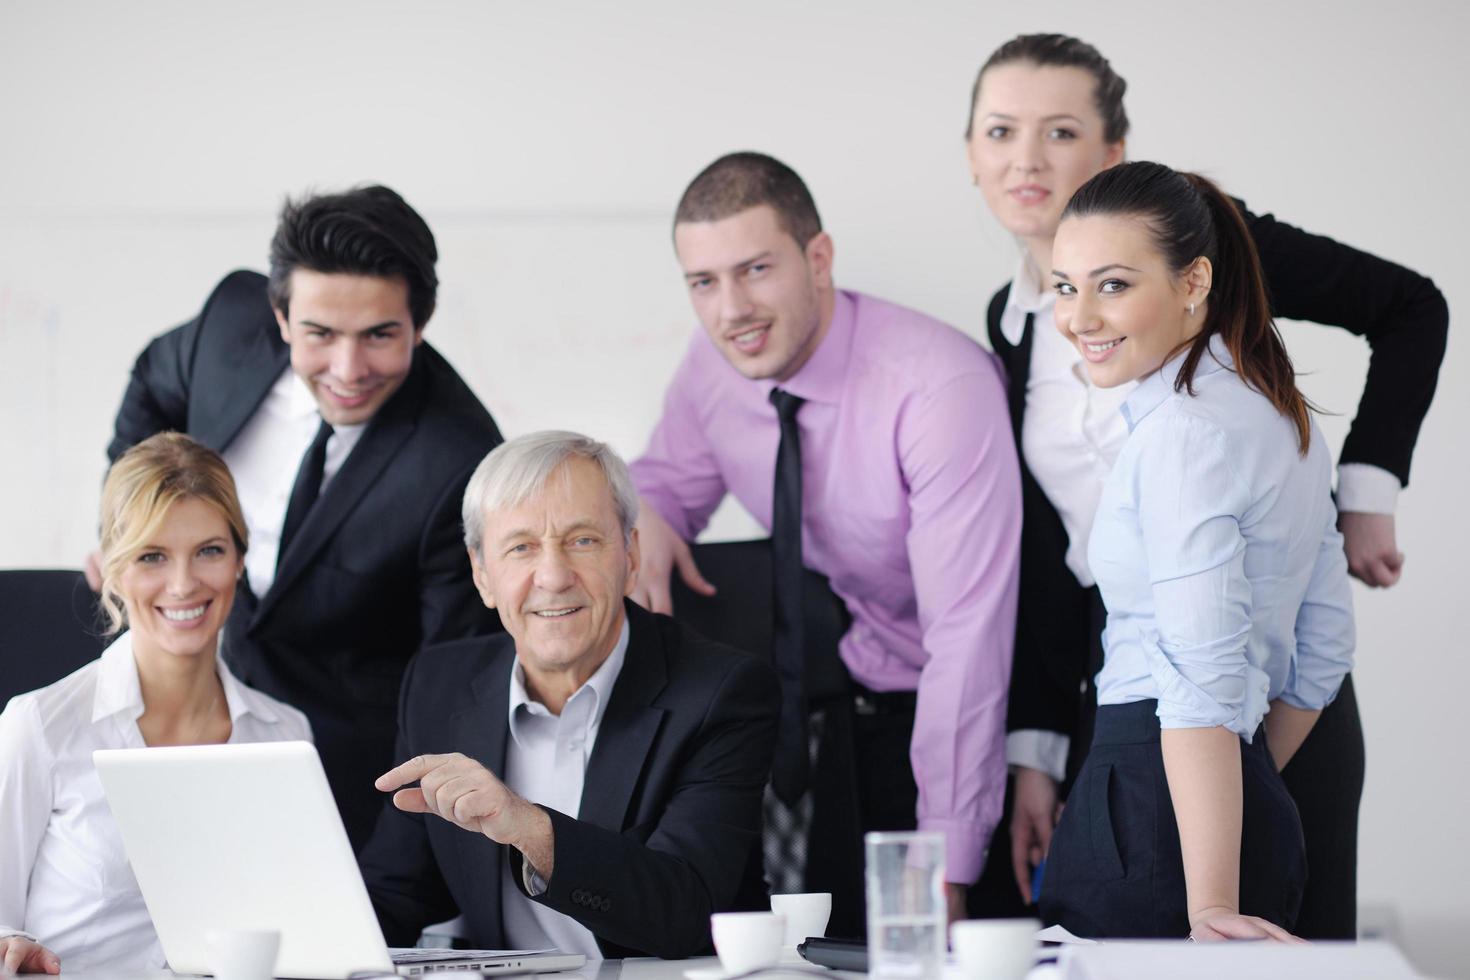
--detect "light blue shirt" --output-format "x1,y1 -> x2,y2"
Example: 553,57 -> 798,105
500,618 -> 630,961
1088,335 -> 1355,739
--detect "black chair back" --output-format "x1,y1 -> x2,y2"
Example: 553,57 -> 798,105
671,539 -> 851,700
0,569 -> 109,707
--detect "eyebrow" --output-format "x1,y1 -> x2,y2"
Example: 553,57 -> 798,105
1051,263 -> 1143,280
299,319 -> 404,333
983,112 -> 1085,125
494,520 -> 603,545
139,535 -> 230,552
683,251 -> 773,280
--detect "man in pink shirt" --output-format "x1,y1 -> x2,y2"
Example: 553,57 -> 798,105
629,152 -> 1021,934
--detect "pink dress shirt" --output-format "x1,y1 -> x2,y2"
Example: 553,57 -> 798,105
630,289 -> 1020,882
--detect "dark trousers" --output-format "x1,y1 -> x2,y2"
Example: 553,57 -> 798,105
804,690 -> 919,941
1281,673 -> 1364,938
1039,700 -> 1306,938
1069,588 -> 1364,938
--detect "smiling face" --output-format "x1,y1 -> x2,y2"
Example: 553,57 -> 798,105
1051,213 -> 1210,388
966,62 -> 1125,248
274,269 -> 424,426
115,496 -> 243,664
469,457 -> 640,690
674,204 -> 834,382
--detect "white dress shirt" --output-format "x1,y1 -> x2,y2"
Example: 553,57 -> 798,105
221,366 -> 365,597
500,620 -> 629,962
0,632 -> 312,971
997,256 -> 1391,779
1089,335 -> 1355,735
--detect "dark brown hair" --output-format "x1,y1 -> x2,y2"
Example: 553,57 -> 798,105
673,152 -> 822,246
966,33 -> 1129,144
268,184 -> 439,329
1063,161 -> 1311,453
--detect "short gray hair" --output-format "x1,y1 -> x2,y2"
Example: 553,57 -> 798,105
462,430 -> 640,554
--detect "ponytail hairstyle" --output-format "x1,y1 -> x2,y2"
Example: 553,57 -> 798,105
1063,161 -> 1311,453
966,34 -> 1129,143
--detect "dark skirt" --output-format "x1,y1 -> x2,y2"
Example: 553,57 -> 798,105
1039,699 -> 1306,938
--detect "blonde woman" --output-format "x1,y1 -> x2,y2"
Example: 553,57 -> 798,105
0,433 -> 311,974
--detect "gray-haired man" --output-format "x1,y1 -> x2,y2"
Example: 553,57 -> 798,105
357,431 -> 779,960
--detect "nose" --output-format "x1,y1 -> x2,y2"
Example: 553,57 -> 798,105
1066,290 -> 1102,336
1014,129 -> 1044,174
718,278 -> 756,326
331,338 -> 370,384
532,544 -> 576,594
167,558 -> 199,598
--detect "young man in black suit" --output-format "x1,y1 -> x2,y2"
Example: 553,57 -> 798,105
360,431 -> 778,960
100,186 -> 503,850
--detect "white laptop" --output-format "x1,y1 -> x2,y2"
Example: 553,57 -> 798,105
94,741 -> 585,978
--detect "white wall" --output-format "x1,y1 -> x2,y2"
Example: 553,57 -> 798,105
2,1 -> 1465,973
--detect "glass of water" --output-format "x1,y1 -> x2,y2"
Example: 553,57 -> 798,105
865,831 -> 946,978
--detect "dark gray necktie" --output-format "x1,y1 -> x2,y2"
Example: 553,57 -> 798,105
277,418 -> 333,569
768,387 -> 809,805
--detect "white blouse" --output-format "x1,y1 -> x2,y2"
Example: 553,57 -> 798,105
0,632 -> 312,971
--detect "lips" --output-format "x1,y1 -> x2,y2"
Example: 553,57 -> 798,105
1080,337 -> 1126,363
158,600 -> 210,627
725,323 -> 771,356
532,606 -> 583,619
319,383 -> 378,408
1009,184 -> 1050,206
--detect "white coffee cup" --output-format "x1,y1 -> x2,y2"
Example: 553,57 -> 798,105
769,892 -> 831,948
949,918 -> 1039,980
204,928 -> 280,980
710,911 -> 785,974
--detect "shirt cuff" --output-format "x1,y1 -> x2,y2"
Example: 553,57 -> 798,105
1005,730 -> 1069,784
521,858 -> 549,897
0,930 -> 39,943
917,816 -> 993,886
1336,463 -> 1401,515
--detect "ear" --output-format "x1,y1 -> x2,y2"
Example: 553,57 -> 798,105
273,306 -> 292,345
1103,138 -> 1126,170
1183,255 -> 1213,309
622,527 -> 641,598
805,231 -> 835,291
467,546 -> 496,609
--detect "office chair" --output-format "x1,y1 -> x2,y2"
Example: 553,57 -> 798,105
0,569 -> 109,706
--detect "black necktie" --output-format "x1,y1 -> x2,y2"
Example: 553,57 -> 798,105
278,418 -> 334,569
769,387 -> 809,805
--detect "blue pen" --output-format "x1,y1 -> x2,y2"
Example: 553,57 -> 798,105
1031,858 -> 1046,904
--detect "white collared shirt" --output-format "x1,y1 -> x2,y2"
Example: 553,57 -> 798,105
0,632 -> 313,971
1000,256 -> 1134,590
221,367 -> 366,597
499,620 -> 630,962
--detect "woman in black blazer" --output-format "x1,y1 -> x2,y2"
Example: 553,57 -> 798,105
962,33 -> 1448,939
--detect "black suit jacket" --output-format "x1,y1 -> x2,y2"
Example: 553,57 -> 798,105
358,601 -> 779,959
107,270 -> 504,848
991,202 -> 1450,751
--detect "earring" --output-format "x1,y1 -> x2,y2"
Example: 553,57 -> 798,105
1188,302 -> 1196,315
971,174 -> 979,186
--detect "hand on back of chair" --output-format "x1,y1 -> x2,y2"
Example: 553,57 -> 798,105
627,502 -> 715,614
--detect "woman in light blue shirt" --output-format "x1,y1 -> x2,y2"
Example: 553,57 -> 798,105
1037,161 -> 1354,941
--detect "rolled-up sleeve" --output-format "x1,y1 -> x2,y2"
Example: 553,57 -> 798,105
628,336 -> 728,540
1282,518 -> 1355,710
900,368 -> 1021,884
1136,416 -> 1268,739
